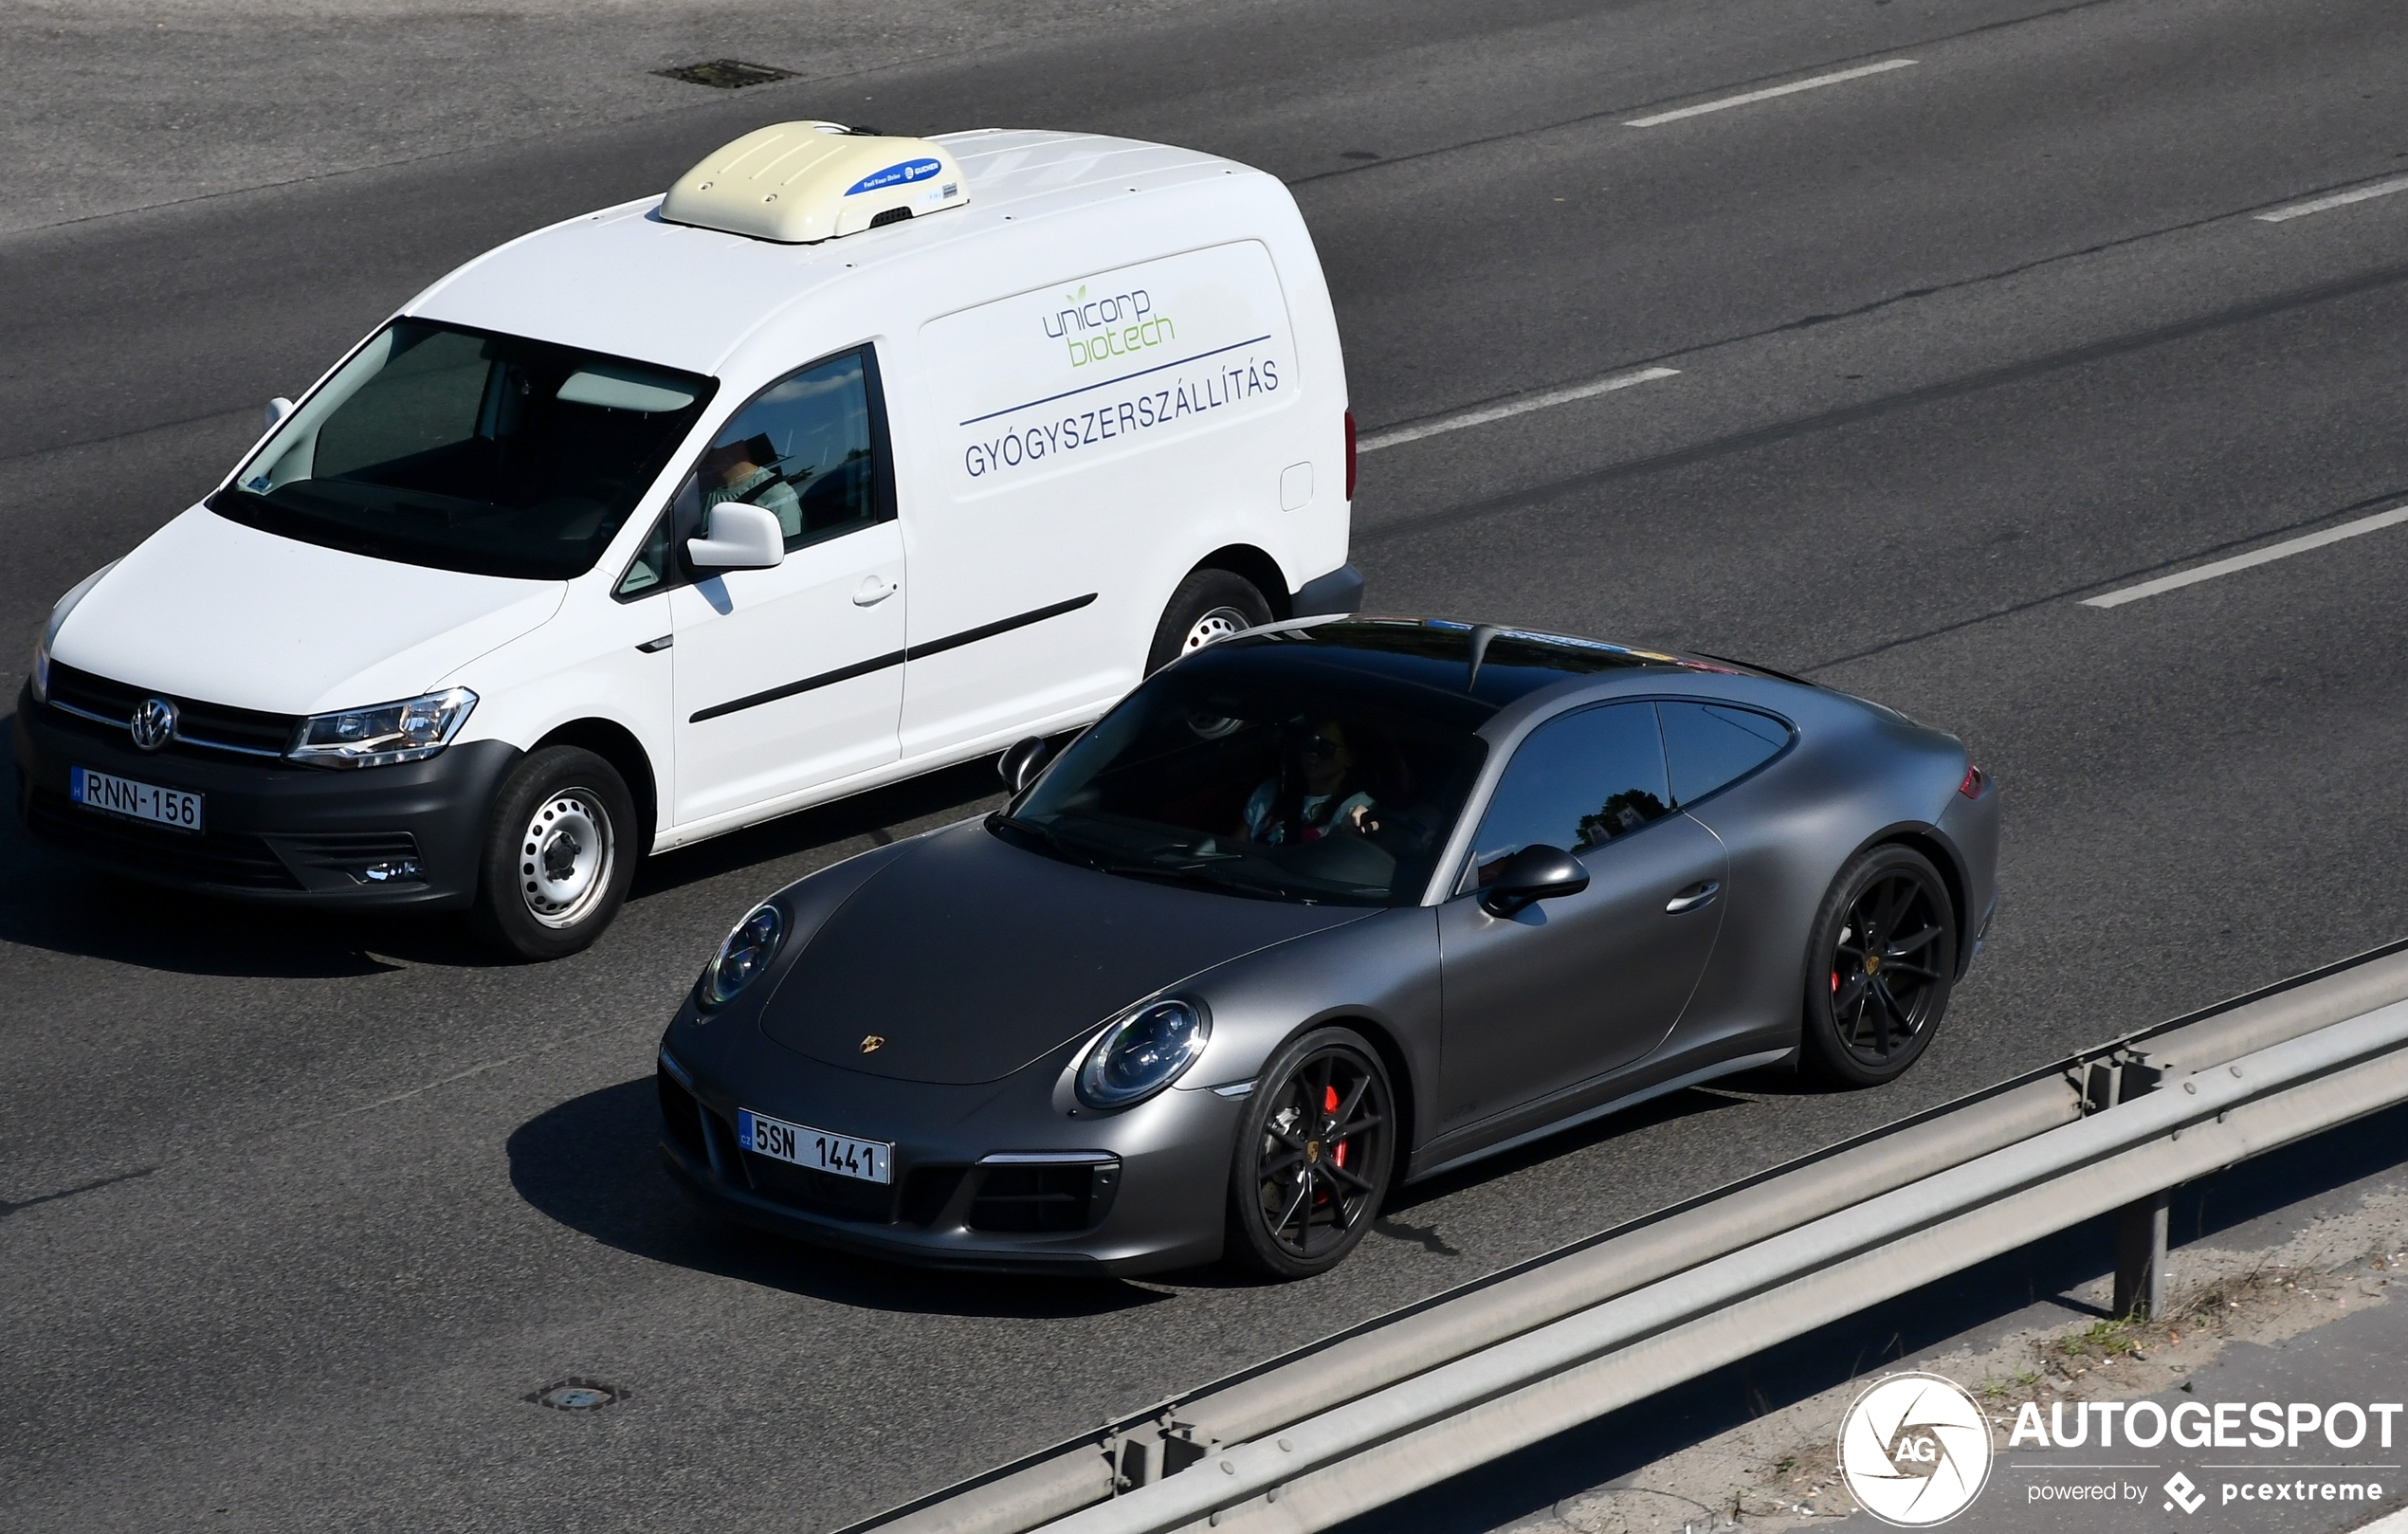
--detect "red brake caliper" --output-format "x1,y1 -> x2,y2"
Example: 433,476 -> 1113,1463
1325,1084 -> 1347,1168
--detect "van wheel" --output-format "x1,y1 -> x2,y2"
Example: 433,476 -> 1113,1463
1148,569 -> 1272,673
468,746 -> 638,962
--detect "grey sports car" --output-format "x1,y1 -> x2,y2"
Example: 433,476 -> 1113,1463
655,616 -> 1998,1278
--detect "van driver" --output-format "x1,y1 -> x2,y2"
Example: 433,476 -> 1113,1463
700,437 -> 803,538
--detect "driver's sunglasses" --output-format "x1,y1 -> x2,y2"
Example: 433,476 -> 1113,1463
1301,735 -> 1343,760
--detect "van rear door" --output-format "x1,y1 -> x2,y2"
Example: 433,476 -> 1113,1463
901,241 -> 1302,757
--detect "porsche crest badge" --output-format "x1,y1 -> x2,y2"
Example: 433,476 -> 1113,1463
859,1034 -> 885,1054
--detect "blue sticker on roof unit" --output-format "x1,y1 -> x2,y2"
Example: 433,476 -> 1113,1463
846,158 -> 944,196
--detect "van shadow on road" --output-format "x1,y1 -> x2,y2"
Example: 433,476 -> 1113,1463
0,703 -> 1007,979
508,1075 -> 1171,1319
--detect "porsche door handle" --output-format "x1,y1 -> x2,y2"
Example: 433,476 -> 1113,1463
853,575 -> 900,606
1666,881 -> 1721,914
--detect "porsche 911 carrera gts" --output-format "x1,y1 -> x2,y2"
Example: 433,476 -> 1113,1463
655,616 -> 1999,1277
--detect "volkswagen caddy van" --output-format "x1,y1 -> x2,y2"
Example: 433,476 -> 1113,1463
15,124 -> 1361,959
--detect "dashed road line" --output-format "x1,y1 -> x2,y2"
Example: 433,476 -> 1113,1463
2256,175 -> 2408,224
1624,60 -> 1918,128
2082,505 -> 2408,608
1358,367 -> 1680,453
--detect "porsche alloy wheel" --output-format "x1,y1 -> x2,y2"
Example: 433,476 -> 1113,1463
1801,844 -> 1958,1087
1227,1028 -> 1396,1278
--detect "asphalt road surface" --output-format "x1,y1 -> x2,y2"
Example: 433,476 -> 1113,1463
6,0 -> 2408,1527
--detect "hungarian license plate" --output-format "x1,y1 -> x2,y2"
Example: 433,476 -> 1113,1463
71,766 -> 204,833
737,1108 -> 890,1184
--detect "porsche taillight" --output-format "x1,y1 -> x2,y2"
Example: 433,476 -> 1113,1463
1344,410 -> 1358,502
1960,764 -> 1985,797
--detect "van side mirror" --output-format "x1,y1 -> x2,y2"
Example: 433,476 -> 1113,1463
686,502 -> 785,571
998,736 -> 1051,794
1480,844 -> 1590,916
264,396 -> 295,431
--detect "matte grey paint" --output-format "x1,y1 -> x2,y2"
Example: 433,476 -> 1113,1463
661,645 -> 1999,1274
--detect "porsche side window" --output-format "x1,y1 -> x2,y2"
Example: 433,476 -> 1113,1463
1660,701 -> 1792,806
1467,703 -> 1671,887
693,351 -> 884,552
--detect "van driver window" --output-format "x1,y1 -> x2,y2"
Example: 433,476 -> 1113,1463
694,351 -> 883,551
1466,703 -> 1671,888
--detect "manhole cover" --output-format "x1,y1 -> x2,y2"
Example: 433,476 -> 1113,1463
655,59 -> 796,89
525,1377 -> 628,1411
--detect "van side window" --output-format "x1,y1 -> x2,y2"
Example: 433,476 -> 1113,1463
613,510 -> 677,599
1659,702 -> 1792,806
1463,703 -> 1670,888
693,350 -> 885,552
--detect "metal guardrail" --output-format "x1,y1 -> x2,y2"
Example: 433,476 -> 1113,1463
848,941 -> 2408,1534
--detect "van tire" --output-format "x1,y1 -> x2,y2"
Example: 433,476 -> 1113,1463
467,746 -> 639,962
1148,569 -> 1272,673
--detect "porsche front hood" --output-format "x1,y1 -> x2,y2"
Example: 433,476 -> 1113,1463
758,822 -> 1371,1085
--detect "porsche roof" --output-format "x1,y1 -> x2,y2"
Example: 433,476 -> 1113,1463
1217,617 -> 1758,712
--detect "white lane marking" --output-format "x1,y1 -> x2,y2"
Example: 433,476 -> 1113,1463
1359,367 -> 1680,453
2256,174 -> 2408,223
1625,59 -> 1918,127
2082,504 -> 2408,608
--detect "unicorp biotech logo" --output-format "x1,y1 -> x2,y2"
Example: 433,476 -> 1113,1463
1839,1373 -> 1996,1526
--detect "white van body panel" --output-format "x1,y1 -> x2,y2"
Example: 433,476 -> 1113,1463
52,507 -> 564,716
49,129 -> 1352,871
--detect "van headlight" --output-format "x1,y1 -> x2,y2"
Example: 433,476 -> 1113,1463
1076,998 -> 1211,1108
31,560 -> 118,704
289,687 -> 477,768
697,904 -> 784,1011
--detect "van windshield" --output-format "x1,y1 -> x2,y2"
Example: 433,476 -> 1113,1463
210,320 -> 715,581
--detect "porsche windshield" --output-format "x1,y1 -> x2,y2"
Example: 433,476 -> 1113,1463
1001,647 -> 1490,905
210,320 -> 715,580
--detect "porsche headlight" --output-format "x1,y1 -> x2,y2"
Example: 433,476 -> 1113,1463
1076,998 -> 1211,1108
697,904 -> 784,1011
289,687 -> 477,768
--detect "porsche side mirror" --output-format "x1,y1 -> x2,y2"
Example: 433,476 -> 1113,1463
1481,844 -> 1590,916
998,735 -> 1052,794
686,502 -> 785,571
264,396 -> 295,431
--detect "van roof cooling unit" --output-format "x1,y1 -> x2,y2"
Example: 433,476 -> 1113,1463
661,122 -> 969,244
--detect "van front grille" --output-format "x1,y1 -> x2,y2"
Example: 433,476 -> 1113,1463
46,661 -> 298,760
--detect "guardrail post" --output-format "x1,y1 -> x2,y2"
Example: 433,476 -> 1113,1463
2112,1188 -> 2170,1319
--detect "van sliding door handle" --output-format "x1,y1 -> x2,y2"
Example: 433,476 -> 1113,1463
1665,881 -> 1721,914
853,575 -> 900,606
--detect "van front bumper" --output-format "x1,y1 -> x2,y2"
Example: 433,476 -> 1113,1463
12,683 -> 515,909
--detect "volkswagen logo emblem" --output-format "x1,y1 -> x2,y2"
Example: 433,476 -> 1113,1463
129,697 -> 177,752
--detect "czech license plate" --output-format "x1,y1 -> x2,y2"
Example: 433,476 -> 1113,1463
738,1108 -> 890,1184
71,766 -> 204,832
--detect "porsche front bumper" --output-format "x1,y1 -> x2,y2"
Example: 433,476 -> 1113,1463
655,1037 -> 1244,1277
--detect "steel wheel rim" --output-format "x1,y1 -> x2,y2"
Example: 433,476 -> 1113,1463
520,791 -> 613,929
1252,1047 -> 1387,1260
1181,605 -> 1252,655
1829,870 -> 1945,1066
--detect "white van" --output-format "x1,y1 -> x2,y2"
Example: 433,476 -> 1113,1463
14,123 -> 1360,958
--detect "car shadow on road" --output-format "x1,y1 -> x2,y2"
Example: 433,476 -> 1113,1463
507,1075 -> 1171,1319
